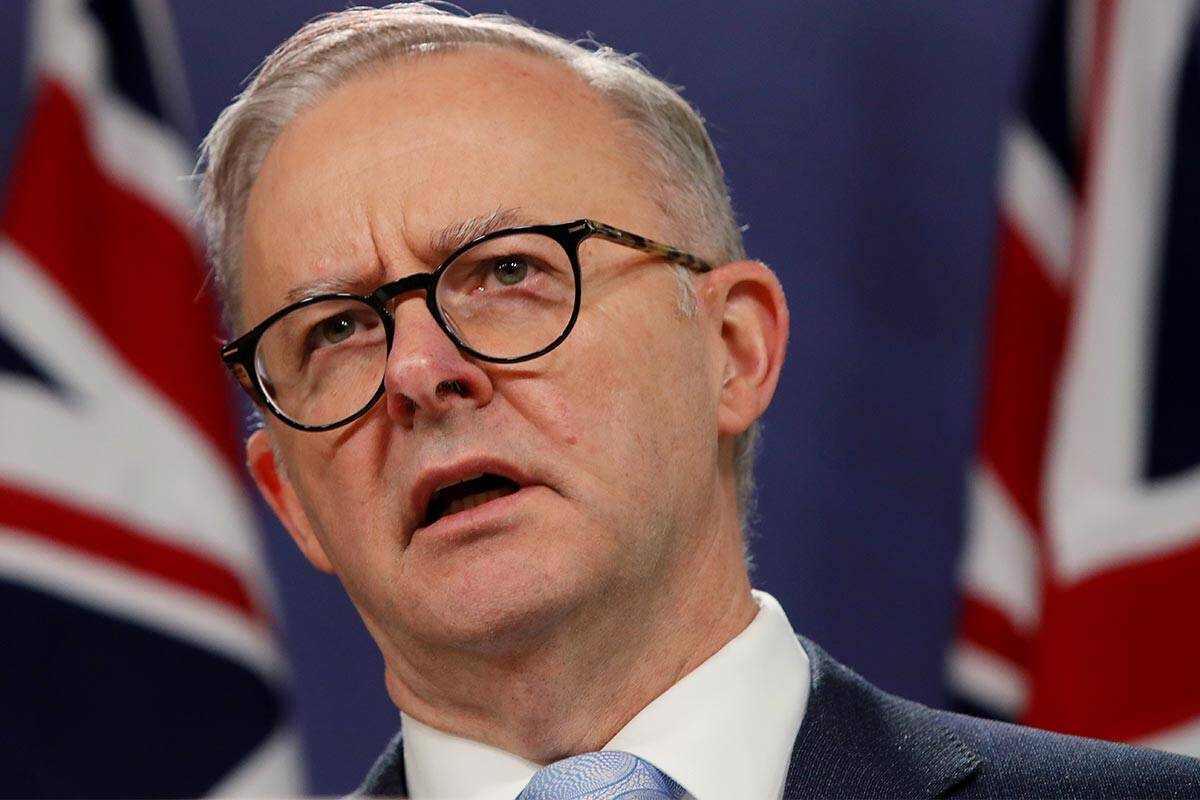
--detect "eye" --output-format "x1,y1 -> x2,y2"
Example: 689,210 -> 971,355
310,313 -> 357,349
491,256 -> 529,286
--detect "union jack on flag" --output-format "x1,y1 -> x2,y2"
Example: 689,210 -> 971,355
0,1 -> 302,795
951,0 -> 1200,757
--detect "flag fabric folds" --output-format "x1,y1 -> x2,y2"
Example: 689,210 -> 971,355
951,0 -> 1200,757
0,1 -> 302,795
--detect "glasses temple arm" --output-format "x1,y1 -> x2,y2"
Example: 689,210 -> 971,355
584,220 -> 717,273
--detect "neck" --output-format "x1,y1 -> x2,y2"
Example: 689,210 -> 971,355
381,528 -> 756,763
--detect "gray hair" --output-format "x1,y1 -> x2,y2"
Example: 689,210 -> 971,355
197,2 -> 760,519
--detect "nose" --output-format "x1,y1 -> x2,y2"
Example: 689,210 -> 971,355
382,296 -> 493,428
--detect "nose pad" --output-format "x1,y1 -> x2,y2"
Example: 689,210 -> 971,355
382,298 -> 493,426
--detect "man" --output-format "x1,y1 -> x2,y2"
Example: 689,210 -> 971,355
199,5 -> 1200,798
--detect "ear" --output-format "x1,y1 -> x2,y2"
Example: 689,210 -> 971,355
703,260 -> 789,437
246,429 -> 335,574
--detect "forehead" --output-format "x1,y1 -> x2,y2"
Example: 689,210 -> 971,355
240,47 -> 667,321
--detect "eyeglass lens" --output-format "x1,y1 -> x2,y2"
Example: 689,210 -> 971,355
253,231 -> 577,427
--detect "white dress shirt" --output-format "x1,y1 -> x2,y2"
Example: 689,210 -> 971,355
401,590 -> 810,800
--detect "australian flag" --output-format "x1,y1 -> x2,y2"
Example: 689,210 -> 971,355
950,0 -> 1200,758
0,1 -> 302,796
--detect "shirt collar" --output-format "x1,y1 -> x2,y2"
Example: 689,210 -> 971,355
402,590 -> 810,800
401,714 -> 536,800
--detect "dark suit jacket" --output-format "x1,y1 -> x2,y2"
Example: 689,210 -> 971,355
358,637 -> 1200,798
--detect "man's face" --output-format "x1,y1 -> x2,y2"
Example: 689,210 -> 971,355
240,49 -> 727,656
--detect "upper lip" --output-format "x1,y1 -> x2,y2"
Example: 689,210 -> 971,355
409,456 -> 532,530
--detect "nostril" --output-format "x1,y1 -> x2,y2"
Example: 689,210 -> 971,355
435,380 -> 468,399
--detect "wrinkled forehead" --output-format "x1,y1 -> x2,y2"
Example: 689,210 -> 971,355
239,47 -> 670,326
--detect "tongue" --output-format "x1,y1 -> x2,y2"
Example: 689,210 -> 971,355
445,487 -> 514,517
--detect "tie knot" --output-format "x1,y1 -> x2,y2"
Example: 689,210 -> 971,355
517,750 -> 687,799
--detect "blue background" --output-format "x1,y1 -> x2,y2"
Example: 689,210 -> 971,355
0,1 -> 1040,793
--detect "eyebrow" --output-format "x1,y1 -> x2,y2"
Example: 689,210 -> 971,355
283,274 -> 375,305
428,207 -> 535,260
281,207 -> 537,305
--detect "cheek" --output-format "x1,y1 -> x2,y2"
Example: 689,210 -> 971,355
287,441 -> 399,566
509,296 -> 712,485
507,308 -> 661,445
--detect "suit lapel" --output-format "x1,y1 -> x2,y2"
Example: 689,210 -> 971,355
783,637 -> 981,799
357,729 -> 408,798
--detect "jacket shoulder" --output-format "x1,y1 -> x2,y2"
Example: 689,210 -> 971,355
791,637 -> 1200,799
934,708 -> 1200,798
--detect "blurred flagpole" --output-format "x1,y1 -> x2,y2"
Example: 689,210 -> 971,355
0,1 -> 303,795
950,0 -> 1200,757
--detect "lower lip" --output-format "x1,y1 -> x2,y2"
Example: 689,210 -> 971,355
413,485 -> 540,540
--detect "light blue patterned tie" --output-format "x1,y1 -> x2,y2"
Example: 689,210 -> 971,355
517,750 -> 688,799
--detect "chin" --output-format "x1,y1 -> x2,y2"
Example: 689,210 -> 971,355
401,542 -> 596,656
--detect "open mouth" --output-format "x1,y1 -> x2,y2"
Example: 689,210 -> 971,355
424,472 -> 521,526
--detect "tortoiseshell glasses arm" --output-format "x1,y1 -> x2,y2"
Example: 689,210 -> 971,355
583,220 -> 717,273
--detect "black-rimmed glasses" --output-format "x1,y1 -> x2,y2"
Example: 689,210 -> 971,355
221,219 -> 716,432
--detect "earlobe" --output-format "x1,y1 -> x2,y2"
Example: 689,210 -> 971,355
246,429 -> 336,574
709,260 -> 790,436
